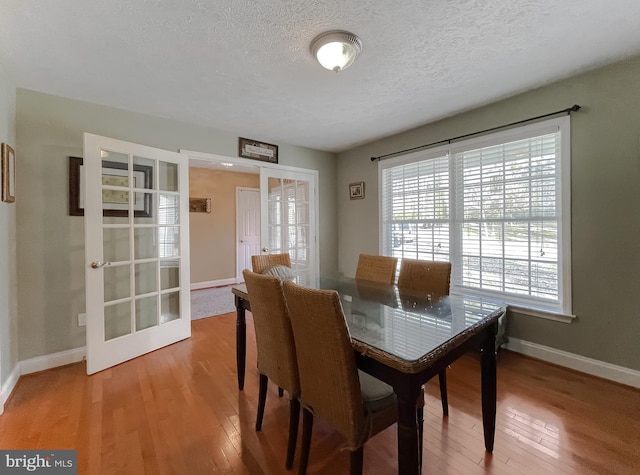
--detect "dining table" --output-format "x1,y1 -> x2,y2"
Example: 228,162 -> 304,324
231,275 -> 506,475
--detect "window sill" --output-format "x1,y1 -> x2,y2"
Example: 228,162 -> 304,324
451,290 -> 575,324
508,305 -> 576,324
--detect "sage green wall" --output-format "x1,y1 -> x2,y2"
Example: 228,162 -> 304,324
0,65 -> 19,398
0,65 -> 18,398
16,89 -> 337,360
0,64 -> 17,393
337,55 -> 640,371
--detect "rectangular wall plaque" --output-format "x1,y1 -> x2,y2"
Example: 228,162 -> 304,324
238,137 -> 278,164
189,197 -> 211,213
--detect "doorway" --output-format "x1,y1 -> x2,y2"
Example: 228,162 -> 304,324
236,187 -> 260,281
183,149 -> 319,286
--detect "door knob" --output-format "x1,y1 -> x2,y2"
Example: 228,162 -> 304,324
90,261 -> 110,269
262,247 -> 269,252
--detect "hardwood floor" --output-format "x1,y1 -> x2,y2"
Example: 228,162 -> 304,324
1,313 -> 638,474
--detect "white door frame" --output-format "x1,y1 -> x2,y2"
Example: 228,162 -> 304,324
181,149 -> 320,278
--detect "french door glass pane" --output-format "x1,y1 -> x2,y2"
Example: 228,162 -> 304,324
101,152 -> 131,223
159,194 -> 179,224
132,156 -> 155,190
160,260 -> 180,290
135,262 -> 157,295
161,292 -> 180,323
133,192 -> 156,225
159,226 -> 180,258
134,228 -> 157,259
103,228 -> 130,263
104,301 -> 131,340
159,162 -> 179,192
135,296 -> 158,331
104,265 -> 130,302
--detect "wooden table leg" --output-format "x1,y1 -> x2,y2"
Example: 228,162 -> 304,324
396,384 -> 422,475
480,323 -> 497,452
235,295 -> 246,391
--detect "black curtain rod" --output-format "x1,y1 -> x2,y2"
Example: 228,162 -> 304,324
370,104 -> 581,162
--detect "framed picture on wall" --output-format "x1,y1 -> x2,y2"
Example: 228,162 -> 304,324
238,137 -> 278,163
68,156 -> 153,217
349,181 -> 365,200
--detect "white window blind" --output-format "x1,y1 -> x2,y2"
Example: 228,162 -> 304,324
379,117 -> 571,315
159,194 -> 179,258
380,152 -> 450,262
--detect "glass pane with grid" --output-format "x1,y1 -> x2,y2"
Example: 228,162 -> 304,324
381,154 -> 450,263
453,132 -> 561,301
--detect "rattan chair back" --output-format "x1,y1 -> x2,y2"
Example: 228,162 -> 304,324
397,259 -> 451,296
251,253 -> 292,274
282,280 -> 367,447
242,269 -> 299,396
355,254 -> 398,285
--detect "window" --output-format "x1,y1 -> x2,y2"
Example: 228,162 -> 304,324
380,117 -> 571,315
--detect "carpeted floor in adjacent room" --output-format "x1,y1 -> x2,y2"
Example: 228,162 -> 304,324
190,285 -> 236,319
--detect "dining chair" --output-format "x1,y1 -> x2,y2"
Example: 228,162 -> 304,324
282,280 -> 423,475
398,258 -> 451,296
398,258 -> 452,416
251,252 -> 292,274
242,269 -> 300,470
354,254 -> 398,284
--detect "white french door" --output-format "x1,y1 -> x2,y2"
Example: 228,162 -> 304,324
84,133 -> 191,375
259,167 -> 318,285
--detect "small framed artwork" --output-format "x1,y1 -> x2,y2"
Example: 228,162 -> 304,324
349,181 -> 365,200
189,197 -> 212,213
69,156 -> 153,217
238,137 -> 278,164
1,143 -> 15,203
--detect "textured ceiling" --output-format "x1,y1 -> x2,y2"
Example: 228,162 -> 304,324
2,0 -> 640,153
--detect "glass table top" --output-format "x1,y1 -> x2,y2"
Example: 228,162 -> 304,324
233,275 -> 505,365
322,276 -> 504,363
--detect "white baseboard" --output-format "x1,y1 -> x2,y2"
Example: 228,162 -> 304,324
191,278 -> 237,290
0,364 -> 20,413
504,338 -> 640,388
20,347 -> 86,376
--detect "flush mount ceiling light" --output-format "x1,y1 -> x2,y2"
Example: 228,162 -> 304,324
310,30 -> 363,72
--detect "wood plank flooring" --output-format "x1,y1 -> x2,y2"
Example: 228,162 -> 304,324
1,312 -> 638,474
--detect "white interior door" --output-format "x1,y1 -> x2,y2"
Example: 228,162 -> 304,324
84,133 -> 191,375
260,167 -> 319,285
236,187 -> 260,281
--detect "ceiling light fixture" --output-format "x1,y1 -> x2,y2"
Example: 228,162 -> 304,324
310,30 -> 363,72
220,162 -> 234,167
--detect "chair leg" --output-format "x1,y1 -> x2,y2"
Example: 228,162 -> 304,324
279,387 -> 284,397
286,398 -> 300,470
256,374 -> 268,431
350,447 -> 364,475
299,408 -> 313,475
439,369 -> 449,416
